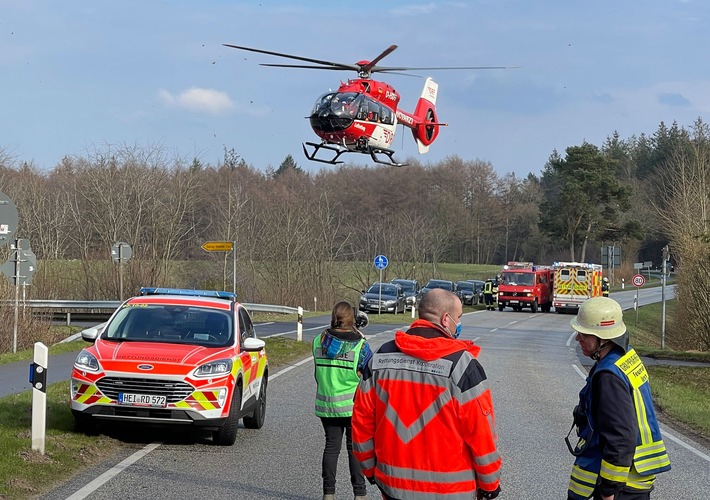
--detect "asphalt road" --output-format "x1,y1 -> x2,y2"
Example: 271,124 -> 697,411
5,284 -> 709,498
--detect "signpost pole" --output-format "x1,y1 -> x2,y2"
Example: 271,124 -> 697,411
373,255 -> 389,316
631,273 -> 645,327
378,269 -> 382,316
13,239 -> 20,353
661,245 -> 669,349
233,240 -> 237,296
119,244 -> 124,301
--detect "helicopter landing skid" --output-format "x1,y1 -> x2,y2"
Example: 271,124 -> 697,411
302,142 -> 406,167
302,142 -> 347,165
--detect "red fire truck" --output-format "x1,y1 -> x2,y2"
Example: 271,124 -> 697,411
497,262 -> 554,313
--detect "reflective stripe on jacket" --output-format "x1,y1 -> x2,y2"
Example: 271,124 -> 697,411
568,348 -> 671,499
352,321 -> 501,499
313,332 -> 364,418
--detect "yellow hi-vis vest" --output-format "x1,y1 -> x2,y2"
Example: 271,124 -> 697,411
313,334 -> 364,418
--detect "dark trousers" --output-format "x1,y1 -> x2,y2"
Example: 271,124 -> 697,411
591,489 -> 651,500
484,294 -> 494,308
320,416 -> 367,496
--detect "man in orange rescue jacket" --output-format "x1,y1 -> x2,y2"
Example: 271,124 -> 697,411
352,288 -> 502,500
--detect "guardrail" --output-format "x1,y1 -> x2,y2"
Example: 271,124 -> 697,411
10,300 -> 301,325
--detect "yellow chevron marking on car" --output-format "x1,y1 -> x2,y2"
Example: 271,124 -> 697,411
174,390 -> 222,411
75,384 -> 112,405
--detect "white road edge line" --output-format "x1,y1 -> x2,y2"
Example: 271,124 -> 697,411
63,333 -> 381,500
64,442 -> 162,500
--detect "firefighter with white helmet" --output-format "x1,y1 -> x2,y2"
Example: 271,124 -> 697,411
566,297 -> 670,500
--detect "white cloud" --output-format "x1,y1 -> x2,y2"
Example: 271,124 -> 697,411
159,87 -> 234,115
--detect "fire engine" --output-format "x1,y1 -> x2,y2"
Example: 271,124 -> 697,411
497,262 -> 554,313
552,262 -> 603,313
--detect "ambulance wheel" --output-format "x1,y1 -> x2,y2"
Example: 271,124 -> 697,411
243,376 -> 267,430
73,413 -> 98,435
213,387 -> 241,446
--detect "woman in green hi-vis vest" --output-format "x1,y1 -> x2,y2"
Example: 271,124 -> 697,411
313,301 -> 373,500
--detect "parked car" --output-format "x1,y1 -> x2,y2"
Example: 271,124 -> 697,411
359,282 -> 407,314
467,280 -> 485,304
70,287 -> 268,446
420,279 -> 456,296
390,278 -> 422,310
455,280 -> 479,305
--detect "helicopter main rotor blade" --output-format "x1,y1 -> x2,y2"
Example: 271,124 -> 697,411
361,45 -> 398,74
372,65 -> 518,73
260,63 -> 360,71
223,43 -> 355,71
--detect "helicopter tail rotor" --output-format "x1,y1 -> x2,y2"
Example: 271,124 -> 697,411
411,78 -> 443,153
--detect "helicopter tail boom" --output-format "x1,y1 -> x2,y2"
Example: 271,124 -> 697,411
411,77 -> 441,154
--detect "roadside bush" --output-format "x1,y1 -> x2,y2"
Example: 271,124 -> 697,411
0,305 -> 58,354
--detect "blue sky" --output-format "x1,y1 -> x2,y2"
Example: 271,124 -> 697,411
1,0 -> 708,178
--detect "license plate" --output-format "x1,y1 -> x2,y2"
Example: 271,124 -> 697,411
118,393 -> 167,407
510,300 -> 519,304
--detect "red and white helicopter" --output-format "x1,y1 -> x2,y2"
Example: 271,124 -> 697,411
224,43 -> 511,166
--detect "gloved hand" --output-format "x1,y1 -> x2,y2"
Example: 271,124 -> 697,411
476,485 -> 501,499
366,475 -> 377,485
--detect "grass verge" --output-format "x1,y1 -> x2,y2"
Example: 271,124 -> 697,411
646,366 -> 710,440
623,299 -> 710,443
0,337 -> 313,499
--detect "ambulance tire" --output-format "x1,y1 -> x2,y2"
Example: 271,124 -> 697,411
214,386 -> 241,446
73,413 -> 99,436
243,376 -> 267,430
531,300 -> 538,313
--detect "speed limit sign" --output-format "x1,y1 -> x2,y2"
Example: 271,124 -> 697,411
632,274 -> 645,287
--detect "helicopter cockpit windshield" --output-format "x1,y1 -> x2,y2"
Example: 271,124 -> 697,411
311,92 -> 361,118
310,92 -> 361,133
309,92 -> 395,134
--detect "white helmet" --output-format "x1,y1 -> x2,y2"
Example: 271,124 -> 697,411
570,297 -> 627,349
603,277 -> 609,283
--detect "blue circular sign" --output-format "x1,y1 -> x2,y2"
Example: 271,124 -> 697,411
374,255 -> 388,270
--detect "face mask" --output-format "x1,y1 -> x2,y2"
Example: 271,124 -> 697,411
446,314 -> 462,339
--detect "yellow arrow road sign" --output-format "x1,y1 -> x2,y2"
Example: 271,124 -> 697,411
201,241 -> 234,252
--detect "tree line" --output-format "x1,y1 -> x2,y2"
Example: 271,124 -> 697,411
0,117 -> 708,351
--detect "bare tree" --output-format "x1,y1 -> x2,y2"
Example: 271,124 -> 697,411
654,121 -> 710,349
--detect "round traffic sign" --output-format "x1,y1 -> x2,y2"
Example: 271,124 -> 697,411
111,241 -> 133,263
374,255 -> 388,270
632,274 -> 645,287
0,190 -> 19,247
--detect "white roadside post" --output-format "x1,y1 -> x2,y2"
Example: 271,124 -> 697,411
297,306 -> 303,342
30,342 -> 48,455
